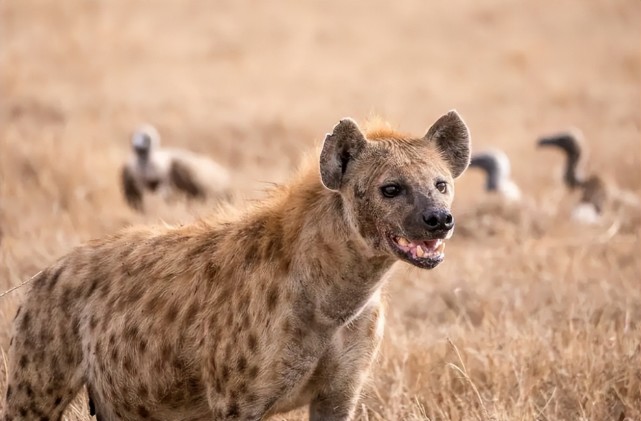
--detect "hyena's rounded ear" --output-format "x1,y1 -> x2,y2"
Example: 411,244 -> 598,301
424,110 -> 471,179
319,118 -> 367,191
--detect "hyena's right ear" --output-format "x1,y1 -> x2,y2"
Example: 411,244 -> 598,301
424,110 -> 471,179
319,118 -> 367,191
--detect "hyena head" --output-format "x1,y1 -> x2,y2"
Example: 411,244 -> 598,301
319,110 -> 470,269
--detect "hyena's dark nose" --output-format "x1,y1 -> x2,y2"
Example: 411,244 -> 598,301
423,209 -> 454,232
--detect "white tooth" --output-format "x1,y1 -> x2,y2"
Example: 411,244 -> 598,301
397,237 -> 409,247
416,245 -> 424,257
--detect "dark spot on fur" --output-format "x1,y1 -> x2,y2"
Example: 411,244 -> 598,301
23,336 -> 34,349
205,262 -> 219,279
111,347 -> 119,362
138,383 -> 149,398
98,280 -> 111,298
19,355 -> 29,368
187,377 -> 201,394
48,266 -> 64,291
237,355 -> 247,372
186,240 -> 213,262
20,311 -> 31,331
353,184 -> 367,199
54,396 -> 62,406
138,338 -> 147,353
124,354 -> 135,373
184,300 -> 199,327
222,365 -> 230,381
262,236 -> 279,263
244,241 -> 260,268
32,273 -> 49,292
165,304 -> 178,324
60,286 -> 74,315
266,286 -> 279,311
48,355 -> 59,373
172,356 -> 185,371
238,382 -> 248,395
247,333 -> 257,352
6,385 -> 12,399
38,326 -> 51,345
137,405 -> 150,418
126,287 -> 144,304
282,318 -> 292,333
85,276 -> 99,298
248,365 -> 258,379
293,326 -> 305,339
144,294 -> 165,315
124,324 -> 139,340
226,402 -> 240,418
89,315 -> 98,332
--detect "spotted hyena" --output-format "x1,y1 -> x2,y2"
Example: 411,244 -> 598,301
3,110 -> 470,421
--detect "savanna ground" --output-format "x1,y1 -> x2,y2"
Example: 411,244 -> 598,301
1,0 -> 640,420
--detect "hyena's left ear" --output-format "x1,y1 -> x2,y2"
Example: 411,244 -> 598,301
424,110 -> 471,179
319,118 -> 367,191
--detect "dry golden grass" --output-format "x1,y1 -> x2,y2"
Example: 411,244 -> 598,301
1,0 -> 640,420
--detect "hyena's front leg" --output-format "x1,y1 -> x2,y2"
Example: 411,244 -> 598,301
308,303 -> 385,421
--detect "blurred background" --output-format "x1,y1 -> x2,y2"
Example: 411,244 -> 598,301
0,0 -> 639,420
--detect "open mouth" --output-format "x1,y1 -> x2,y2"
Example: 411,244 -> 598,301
387,235 -> 446,269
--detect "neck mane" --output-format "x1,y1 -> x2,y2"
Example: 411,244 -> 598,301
231,159 -> 396,325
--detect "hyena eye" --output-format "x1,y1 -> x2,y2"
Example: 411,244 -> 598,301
436,181 -> 448,194
380,184 -> 402,198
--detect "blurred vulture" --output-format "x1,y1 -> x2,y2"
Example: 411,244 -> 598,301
120,124 -> 231,212
468,149 -> 522,202
537,129 -> 640,225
